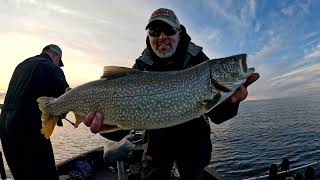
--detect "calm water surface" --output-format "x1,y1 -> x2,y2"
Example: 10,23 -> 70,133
0,95 -> 319,179
210,95 -> 320,179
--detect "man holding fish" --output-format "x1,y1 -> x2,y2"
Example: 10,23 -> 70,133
82,8 -> 260,180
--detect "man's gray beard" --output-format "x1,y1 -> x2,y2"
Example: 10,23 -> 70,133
154,49 -> 175,58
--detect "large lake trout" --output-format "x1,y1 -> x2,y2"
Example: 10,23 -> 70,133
38,54 -> 255,138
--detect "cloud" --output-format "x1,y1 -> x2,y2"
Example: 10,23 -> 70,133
247,27 -> 320,99
251,42 -> 320,99
205,0 -> 257,31
3,0 -> 150,63
269,63 -> 320,97
270,63 -> 320,84
249,36 -> 285,64
305,42 -> 320,59
46,3 -> 78,16
240,0 -> 256,23
254,22 -> 261,33
0,0 -> 162,92
189,27 -> 223,58
291,41 -> 320,70
12,0 -> 39,6
281,0 -> 310,16
251,65 -> 320,99
1,1 -> 319,100
43,2 -> 115,26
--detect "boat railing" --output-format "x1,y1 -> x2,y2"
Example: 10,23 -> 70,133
244,160 -> 320,180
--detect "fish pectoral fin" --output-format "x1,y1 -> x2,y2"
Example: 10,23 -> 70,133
74,112 -> 86,128
37,96 -> 58,139
200,94 -> 222,111
100,66 -> 140,79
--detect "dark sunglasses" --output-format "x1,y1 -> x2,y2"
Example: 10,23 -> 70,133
148,26 -> 178,37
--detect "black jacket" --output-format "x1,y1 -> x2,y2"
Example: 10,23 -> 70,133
132,26 -> 240,164
133,25 -> 242,166
0,53 -> 69,138
134,25 -> 239,125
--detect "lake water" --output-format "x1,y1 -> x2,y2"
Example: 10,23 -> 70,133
210,95 -> 320,179
0,95 -> 319,179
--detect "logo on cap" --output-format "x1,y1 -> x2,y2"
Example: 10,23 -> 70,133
151,8 -> 173,17
146,8 -> 180,30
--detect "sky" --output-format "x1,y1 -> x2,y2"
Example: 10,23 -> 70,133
0,0 -> 319,103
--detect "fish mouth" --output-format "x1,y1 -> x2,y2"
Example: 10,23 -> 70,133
238,54 -> 248,74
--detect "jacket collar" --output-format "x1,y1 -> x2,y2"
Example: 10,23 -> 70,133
138,41 -> 202,66
39,53 -> 54,63
138,24 -> 202,66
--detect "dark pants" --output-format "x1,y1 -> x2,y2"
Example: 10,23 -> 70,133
141,119 -> 212,180
1,135 -> 58,180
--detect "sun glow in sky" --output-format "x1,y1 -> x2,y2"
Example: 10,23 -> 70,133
0,0 -> 320,104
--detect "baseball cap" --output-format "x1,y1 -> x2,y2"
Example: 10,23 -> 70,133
42,44 -> 64,67
145,8 -> 180,30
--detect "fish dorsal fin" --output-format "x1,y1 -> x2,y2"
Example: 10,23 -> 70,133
101,66 -> 138,79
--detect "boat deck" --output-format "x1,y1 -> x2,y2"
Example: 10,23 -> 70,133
57,146 -> 224,180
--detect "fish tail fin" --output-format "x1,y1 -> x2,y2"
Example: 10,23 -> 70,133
37,97 -> 58,139
37,96 -> 55,111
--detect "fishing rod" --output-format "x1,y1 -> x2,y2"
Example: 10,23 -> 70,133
62,117 -> 77,127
